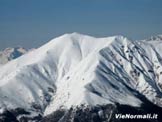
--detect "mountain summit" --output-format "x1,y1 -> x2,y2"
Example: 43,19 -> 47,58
0,33 -> 162,121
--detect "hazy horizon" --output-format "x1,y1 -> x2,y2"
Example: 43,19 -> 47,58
0,0 -> 162,50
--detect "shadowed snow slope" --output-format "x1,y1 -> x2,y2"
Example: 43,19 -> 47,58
0,33 -> 162,117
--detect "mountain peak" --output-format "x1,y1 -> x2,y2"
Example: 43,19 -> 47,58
146,34 -> 162,41
69,32 -> 84,36
1,34 -> 162,121
61,32 -> 126,40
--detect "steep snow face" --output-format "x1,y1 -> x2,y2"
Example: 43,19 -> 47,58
0,47 -> 27,66
0,33 -> 162,117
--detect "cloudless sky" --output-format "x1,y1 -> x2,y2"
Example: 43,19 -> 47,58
0,0 -> 162,50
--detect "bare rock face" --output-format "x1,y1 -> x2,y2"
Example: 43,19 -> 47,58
42,101 -> 162,122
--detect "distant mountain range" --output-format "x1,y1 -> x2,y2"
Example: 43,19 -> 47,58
0,47 -> 27,66
0,33 -> 162,122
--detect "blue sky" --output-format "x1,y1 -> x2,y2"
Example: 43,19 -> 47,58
0,0 -> 162,50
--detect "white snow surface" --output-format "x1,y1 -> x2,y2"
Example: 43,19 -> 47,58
0,33 -> 162,116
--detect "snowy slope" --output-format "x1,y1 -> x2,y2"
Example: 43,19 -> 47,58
0,33 -> 162,119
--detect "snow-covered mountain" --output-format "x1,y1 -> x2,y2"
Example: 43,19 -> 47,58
0,47 -> 27,66
0,33 -> 162,122
146,35 -> 162,41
